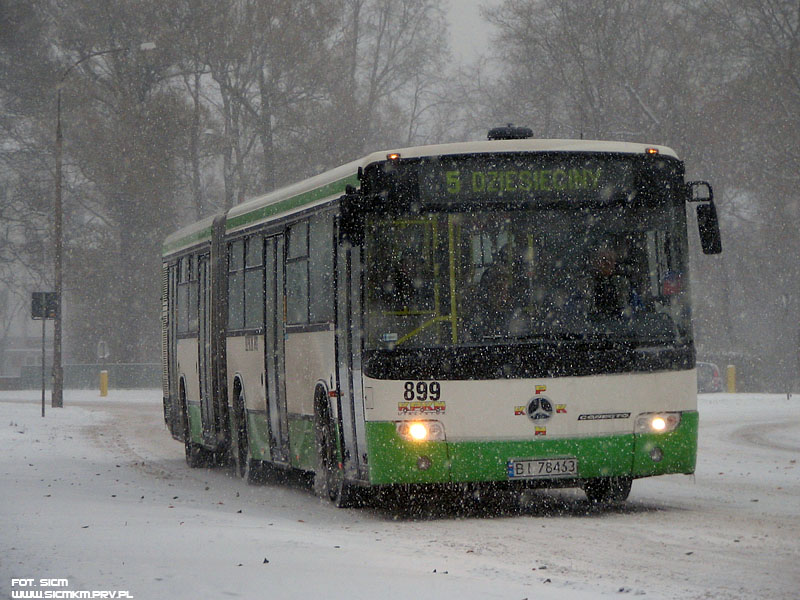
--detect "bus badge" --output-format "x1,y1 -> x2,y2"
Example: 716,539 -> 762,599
398,401 -> 446,415
527,396 -> 553,421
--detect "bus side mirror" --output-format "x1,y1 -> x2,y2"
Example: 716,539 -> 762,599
687,181 -> 722,255
340,191 -> 366,246
696,203 -> 722,254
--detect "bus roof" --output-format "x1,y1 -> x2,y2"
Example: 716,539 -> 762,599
373,138 -> 679,161
163,215 -> 215,256
165,138 -> 679,254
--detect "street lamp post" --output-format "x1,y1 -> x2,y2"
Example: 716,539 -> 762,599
52,43 -> 155,408
52,82 -> 64,407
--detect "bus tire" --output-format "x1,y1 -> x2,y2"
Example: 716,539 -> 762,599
234,382 -> 264,484
181,384 -> 207,468
583,476 -> 632,503
314,389 -> 358,508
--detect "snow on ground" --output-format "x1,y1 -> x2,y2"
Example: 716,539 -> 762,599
1,389 -> 798,600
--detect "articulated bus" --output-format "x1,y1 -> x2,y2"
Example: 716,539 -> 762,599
161,126 -> 721,507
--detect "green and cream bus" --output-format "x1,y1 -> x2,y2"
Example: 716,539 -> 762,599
161,126 -> 721,507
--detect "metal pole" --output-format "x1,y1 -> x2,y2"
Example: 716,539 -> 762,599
41,316 -> 46,418
52,88 -> 64,408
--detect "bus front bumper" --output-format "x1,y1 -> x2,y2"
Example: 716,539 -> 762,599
364,411 -> 698,485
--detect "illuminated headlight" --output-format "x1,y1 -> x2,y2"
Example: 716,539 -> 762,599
396,421 -> 446,442
635,412 -> 681,434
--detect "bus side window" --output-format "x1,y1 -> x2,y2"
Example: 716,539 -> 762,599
177,256 -> 189,333
244,237 -> 264,329
187,255 -> 198,333
309,213 -> 334,323
287,221 -> 310,324
228,240 -> 244,330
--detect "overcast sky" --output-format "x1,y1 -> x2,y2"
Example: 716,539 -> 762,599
447,0 -> 500,61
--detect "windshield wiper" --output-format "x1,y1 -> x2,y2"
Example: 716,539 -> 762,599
485,332 -> 587,343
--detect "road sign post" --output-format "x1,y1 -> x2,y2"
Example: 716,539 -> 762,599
32,292 -> 59,416
41,316 -> 45,417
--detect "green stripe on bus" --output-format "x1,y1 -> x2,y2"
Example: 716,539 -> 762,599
288,417 -> 317,472
633,410 -> 698,476
188,404 -> 203,444
246,411 -> 272,462
162,227 -> 213,255
238,412 -> 318,468
162,174 -> 359,255
364,413 -> 698,485
364,422 -> 452,484
225,174 -> 360,232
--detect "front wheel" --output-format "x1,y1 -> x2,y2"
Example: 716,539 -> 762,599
583,476 -> 632,503
314,392 -> 359,508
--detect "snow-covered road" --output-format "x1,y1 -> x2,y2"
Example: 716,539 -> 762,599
1,390 -> 798,599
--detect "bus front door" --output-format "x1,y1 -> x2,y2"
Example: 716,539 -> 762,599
335,241 -> 368,482
264,235 -> 290,465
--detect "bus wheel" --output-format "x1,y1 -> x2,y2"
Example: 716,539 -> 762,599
235,384 -> 264,484
181,390 -> 206,468
314,391 -> 358,508
583,476 -> 632,504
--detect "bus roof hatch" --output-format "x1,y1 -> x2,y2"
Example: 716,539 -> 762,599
488,124 -> 534,140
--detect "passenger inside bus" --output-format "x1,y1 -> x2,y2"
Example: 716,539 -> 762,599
381,248 -> 433,310
469,243 -> 531,337
365,214 -> 687,349
590,242 -> 633,316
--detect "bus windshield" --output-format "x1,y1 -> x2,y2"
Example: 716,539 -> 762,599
364,199 -> 690,352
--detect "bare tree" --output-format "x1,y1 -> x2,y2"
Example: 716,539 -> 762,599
0,0 -> 62,375
36,0 -> 191,364
692,0 -> 800,388
0,0 -> 455,371
172,0 -> 340,208
484,0 -> 708,145
474,0 -> 799,389
325,0 -> 450,161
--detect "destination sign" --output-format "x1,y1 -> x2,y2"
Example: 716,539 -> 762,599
418,155 -> 635,203
447,167 -> 602,194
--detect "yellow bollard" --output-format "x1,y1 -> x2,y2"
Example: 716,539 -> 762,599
726,364 -> 736,393
100,370 -> 108,397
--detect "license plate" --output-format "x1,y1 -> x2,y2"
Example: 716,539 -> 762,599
507,457 -> 578,479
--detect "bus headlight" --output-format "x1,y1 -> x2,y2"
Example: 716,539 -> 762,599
635,412 -> 681,434
396,421 -> 446,442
